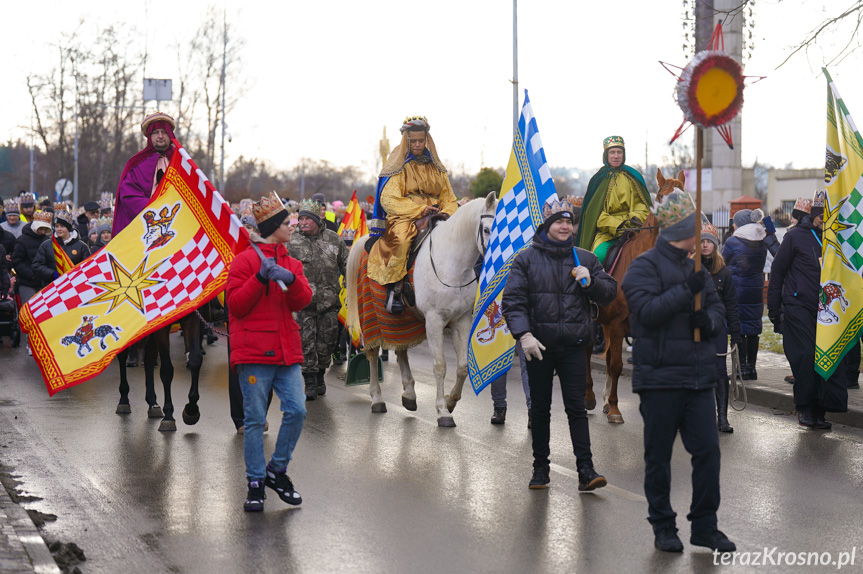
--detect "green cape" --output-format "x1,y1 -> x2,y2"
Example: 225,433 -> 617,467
575,163 -> 651,249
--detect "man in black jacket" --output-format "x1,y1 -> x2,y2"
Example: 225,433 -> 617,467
621,190 -> 734,554
767,192 -> 846,428
502,196 -> 617,492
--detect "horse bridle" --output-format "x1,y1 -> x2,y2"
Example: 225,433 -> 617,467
429,214 -> 494,289
629,182 -> 684,233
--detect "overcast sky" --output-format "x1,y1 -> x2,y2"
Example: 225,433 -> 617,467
1,0 -> 861,183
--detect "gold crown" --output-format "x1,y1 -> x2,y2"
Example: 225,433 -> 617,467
793,197 -> 812,214
32,210 -> 54,224
18,192 -> 36,205
53,202 -> 74,226
251,191 -> 286,225
542,195 -> 580,221
3,199 -> 18,212
702,218 -> 718,238
650,191 -> 696,228
603,135 -> 625,150
341,228 -> 357,241
812,190 -> 827,208
400,115 -> 430,133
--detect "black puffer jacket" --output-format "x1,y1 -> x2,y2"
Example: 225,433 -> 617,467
621,237 -> 725,392
502,231 -> 617,348
0,244 -> 10,296
0,227 -> 14,258
767,216 -> 822,314
33,235 -> 91,284
11,224 -> 49,290
705,258 -> 741,336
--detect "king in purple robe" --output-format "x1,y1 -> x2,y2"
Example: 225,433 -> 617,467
113,112 -> 176,236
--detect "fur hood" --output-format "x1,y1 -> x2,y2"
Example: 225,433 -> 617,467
733,223 -> 766,242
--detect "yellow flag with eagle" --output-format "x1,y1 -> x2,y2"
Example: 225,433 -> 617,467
20,139 -> 249,395
816,69 -> 863,380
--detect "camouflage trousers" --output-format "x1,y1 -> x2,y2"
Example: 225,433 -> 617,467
297,310 -> 340,374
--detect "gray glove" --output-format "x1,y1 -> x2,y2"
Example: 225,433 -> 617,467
269,265 -> 295,285
257,257 -> 277,282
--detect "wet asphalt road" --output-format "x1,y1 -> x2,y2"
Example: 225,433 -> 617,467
1,335 -> 863,574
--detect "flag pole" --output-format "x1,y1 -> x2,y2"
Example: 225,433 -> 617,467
512,0 -> 518,135
694,126 -> 703,342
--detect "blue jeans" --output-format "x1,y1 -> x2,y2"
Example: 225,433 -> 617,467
238,363 -> 306,480
490,341 -> 532,409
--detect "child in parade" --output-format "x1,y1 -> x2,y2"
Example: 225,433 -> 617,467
227,191 -> 312,512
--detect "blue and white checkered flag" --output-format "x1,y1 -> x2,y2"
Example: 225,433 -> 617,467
468,91 -> 558,394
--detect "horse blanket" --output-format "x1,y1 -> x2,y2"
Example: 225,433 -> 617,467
357,248 -> 426,351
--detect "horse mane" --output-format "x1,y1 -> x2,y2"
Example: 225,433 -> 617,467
434,197 -> 487,246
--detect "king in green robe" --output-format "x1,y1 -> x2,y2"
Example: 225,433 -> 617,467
575,135 -> 652,265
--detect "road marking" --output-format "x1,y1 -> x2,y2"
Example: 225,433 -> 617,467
331,384 -> 648,504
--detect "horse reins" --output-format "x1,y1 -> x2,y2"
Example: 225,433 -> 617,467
429,214 -> 493,289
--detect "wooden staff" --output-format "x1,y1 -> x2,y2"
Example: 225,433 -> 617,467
694,127 -> 703,342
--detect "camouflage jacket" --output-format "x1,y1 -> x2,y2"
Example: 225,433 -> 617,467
289,227 -> 349,313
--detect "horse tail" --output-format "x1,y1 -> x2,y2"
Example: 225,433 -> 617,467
345,235 -> 368,340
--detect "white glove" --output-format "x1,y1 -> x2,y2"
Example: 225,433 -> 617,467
520,332 -> 546,361
572,266 -> 591,287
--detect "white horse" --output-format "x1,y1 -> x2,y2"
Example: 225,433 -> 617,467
346,192 -> 497,426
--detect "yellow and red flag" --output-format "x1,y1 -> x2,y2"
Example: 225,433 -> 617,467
52,236 -> 74,276
20,139 -> 249,395
336,190 -> 368,346
337,190 -> 369,239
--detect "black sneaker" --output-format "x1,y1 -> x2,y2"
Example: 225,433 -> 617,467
244,479 -> 266,512
690,529 -> 736,552
265,466 -> 302,505
577,467 -> 607,491
798,411 -> 816,427
813,417 -> 832,430
654,526 -> 683,552
529,466 -> 550,489
490,407 -> 506,425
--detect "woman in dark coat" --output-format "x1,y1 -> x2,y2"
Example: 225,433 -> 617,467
502,196 -> 617,491
702,223 -> 741,433
721,208 -> 769,380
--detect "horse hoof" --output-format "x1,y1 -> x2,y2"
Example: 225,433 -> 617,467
158,420 -> 177,432
148,405 -> 164,419
602,404 -> 610,415
371,403 -> 387,414
115,404 -> 131,415
182,405 -> 201,425
585,398 -> 597,411
607,414 -> 624,424
438,417 -> 456,428
445,395 -> 458,413
402,397 -> 417,411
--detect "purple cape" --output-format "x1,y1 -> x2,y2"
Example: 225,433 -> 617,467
112,152 -> 161,235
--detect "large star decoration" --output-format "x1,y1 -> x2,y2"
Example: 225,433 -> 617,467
87,254 -> 164,314
822,195 -> 855,269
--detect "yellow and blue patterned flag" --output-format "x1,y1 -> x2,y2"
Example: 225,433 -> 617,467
816,69 -> 863,379
467,91 -> 557,393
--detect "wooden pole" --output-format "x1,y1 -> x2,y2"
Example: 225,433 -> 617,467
694,127 -> 704,342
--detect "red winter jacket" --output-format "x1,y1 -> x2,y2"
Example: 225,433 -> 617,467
227,241 -> 312,371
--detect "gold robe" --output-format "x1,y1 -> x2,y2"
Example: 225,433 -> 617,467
591,171 -> 650,250
367,161 -> 458,285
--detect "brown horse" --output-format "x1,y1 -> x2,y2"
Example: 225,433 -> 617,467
584,169 -> 685,423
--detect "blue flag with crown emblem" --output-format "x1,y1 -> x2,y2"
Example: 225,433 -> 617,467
467,91 -> 558,394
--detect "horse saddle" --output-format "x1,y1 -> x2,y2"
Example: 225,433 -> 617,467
603,230 -> 636,275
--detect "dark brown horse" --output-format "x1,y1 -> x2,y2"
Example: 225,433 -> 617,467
585,169 -> 685,423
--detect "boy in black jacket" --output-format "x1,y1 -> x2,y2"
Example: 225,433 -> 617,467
622,191 -> 735,554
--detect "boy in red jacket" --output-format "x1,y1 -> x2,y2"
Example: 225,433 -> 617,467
227,191 -> 312,512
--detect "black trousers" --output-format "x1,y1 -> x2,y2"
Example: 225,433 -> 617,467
783,304 -> 847,413
844,337 -> 861,386
525,346 -> 592,470
639,389 -> 721,534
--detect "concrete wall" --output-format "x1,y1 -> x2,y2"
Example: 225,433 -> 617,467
766,168 -> 823,211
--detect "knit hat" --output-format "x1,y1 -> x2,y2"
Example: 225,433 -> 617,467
541,195 -> 581,229
95,216 -> 113,236
732,208 -> 763,228
298,198 -> 323,227
701,216 -> 720,246
811,190 -> 827,218
251,191 -> 289,238
239,204 -> 259,233
31,210 -> 53,234
652,190 -> 697,241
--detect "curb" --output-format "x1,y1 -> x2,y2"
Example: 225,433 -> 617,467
589,357 -> 863,430
0,484 -> 60,574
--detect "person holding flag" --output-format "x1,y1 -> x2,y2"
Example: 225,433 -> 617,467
32,203 -> 90,284
502,195 -> 616,491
